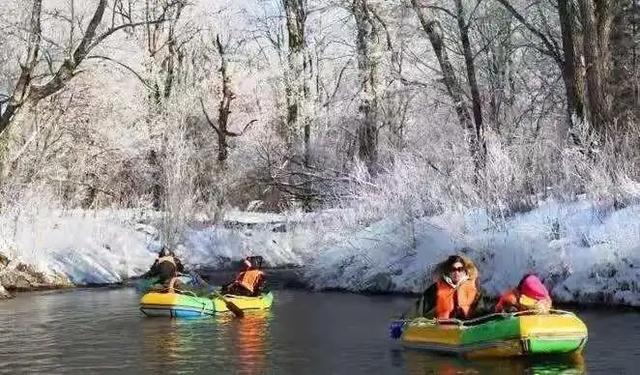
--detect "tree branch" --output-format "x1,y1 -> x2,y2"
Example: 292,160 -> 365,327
226,119 -> 257,137
90,19 -> 169,51
199,97 -> 222,136
87,55 -> 154,90
495,0 -> 563,65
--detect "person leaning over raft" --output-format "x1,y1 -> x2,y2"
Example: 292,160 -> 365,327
408,255 -> 482,320
141,246 -> 185,289
495,274 -> 552,313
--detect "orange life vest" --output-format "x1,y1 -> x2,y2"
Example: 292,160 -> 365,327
435,279 -> 478,319
495,289 -> 552,312
495,289 -> 519,312
236,269 -> 264,293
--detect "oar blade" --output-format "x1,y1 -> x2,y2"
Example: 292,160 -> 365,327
211,291 -> 244,318
225,300 -> 245,318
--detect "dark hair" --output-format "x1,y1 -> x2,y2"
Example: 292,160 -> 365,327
246,256 -> 264,269
444,255 -> 465,270
159,246 -> 172,257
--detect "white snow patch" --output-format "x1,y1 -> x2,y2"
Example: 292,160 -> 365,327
1,201 -> 637,306
0,209 -> 158,284
305,199 -> 640,306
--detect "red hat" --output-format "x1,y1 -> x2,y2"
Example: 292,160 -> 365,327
518,274 -> 550,300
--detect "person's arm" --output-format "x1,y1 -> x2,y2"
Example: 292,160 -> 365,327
175,258 -> 185,273
470,288 -> 492,317
141,259 -> 159,278
420,283 -> 437,317
495,290 -> 518,313
257,273 -> 267,292
404,283 -> 437,319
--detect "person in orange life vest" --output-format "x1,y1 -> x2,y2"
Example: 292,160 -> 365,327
222,256 -> 266,297
409,255 -> 480,320
495,273 -> 552,313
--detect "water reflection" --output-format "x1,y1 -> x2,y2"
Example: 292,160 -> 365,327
400,349 -> 586,375
2,289 -> 636,374
139,310 -> 271,373
217,311 -> 271,375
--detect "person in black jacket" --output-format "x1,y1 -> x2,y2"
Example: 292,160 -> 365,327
141,246 -> 185,287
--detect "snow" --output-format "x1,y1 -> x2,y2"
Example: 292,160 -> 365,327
176,222 -> 304,269
0,199 -> 638,306
0,208 -> 305,285
0,209 -> 158,284
305,199 -> 640,306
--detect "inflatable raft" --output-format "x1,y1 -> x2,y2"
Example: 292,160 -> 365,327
396,310 -> 587,358
140,291 -> 274,317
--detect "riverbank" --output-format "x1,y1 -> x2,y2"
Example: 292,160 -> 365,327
1,199 -> 639,306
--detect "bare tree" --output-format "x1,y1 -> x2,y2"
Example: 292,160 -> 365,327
200,36 -> 256,168
283,0 -> 314,166
0,0 -> 176,136
496,0 -> 583,141
578,0 -> 614,138
495,0 -> 620,144
352,0 -> 382,173
409,0 -> 484,179
454,0 -> 486,174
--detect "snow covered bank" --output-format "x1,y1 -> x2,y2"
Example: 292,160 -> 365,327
305,200 -> 640,307
0,209 -> 159,285
1,200 -> 638,307
0,208 -> 309,289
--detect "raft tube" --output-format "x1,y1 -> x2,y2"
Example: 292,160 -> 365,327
140,291 -> 274,318
400,310 -> 588,358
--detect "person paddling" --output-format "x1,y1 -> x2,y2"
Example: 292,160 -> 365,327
495,274 -> 552,313
221,256 -> 266,297
409,255 -> 481,320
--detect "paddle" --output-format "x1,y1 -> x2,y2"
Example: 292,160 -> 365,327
185,271 -> 245,318
210,291 -> 245,318
168,271 -> 244,318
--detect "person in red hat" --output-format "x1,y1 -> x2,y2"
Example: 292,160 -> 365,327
221,256 -> 266,296
495,274 -> 552,313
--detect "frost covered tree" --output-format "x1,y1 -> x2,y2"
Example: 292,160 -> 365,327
283,0 -> 314,166
0,0 -> 179,137
352,0 -> 382,173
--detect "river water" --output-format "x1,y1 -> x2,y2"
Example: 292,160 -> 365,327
0,288 -> 637,374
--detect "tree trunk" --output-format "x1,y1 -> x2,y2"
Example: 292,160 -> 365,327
579,0 -> 611,138
216,35 -> 232,166
353,0 -> 381,173
411,1 -> 481,174
610,0 -> 640,124
496,0 -> 587,143
558,0 -> 585,132
283,0 -> 312,166
454,0 -> 486,177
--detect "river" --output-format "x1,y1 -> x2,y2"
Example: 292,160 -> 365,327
0,288 -> 637,374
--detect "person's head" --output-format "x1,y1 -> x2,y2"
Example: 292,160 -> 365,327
243,255 -> 264,270
243,257 -> 254,269
443,255 -> 467,284
516,274 -> 549,300
158,246 -> 171,258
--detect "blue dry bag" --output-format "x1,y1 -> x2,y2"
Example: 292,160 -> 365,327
389,320 -> 405,339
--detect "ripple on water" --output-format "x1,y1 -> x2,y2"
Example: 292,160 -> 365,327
0,289 -> 637,374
